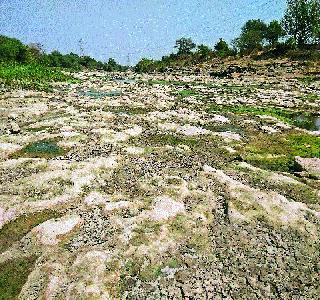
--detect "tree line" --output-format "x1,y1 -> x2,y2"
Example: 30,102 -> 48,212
135,0 -> 320,72
0,36 -> 125,71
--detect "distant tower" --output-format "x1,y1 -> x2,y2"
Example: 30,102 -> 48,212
127,53 -> 130,66
79,39 -> 85,57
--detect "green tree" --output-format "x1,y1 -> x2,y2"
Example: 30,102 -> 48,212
27,43 -> 44,62
196,44 -> 213,59
174,37 -> 196,55
214,38 -> 232,57
104,58 -> 120,71
310,0 -> 320,43
135,58 -> 155,73
266,20 -> 285,46
234,19 -> 268,53
0,35 -> 28,63
283,0 -> 320,46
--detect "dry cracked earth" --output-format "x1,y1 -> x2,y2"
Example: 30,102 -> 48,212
0,59 -> 320,299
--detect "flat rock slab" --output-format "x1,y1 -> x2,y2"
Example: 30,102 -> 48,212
295,156 -> 320,176
149,196 -> 185,221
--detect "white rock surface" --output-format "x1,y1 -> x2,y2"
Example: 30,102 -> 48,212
149,196 -> 185,221
33,215 -> 81,245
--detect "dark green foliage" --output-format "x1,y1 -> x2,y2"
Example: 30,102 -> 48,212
135,58 -> 157,73
265,20 -> 286,46
283,0 -> 320,46
196,44 -> 214,60
0,35 -> 28,63
0,35 -> 126,74
234,19 -> 268,53
0,34 -> 127,89
42,51 -> 124,71
174,37 -> 196,55
214,38 -> 233,57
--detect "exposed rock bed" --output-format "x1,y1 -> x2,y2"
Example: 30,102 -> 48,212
0,59 -> 319,299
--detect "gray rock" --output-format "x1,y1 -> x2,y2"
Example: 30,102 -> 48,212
9,121 -> 20,134
295,156 -> 320,178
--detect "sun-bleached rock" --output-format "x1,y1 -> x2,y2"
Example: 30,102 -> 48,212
33,215 -> 81,245
203,165 -> 319,228
0,207 -> 16,229
176,124 -> 211,136
214,131 -> 242,142
295,156 -> 320,176
104,201 -> 130,211
125,146 -> 145,155
125,125 -> 143,137
149,196 -> 185,221
210,114 -> 230,123
0,142 -> 22,152
84,191 -> 109,206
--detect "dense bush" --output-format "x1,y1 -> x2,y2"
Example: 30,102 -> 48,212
0,36 -> 28,63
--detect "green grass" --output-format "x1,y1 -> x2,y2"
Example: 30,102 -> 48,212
242,133 -> 320,172
209,104 -> 292,123
297,75 -> 319,85
209,104 -> 318,130
178,89 -> 197,97
0,209 -> 61,253
0,256 -> 38,300
0,64 -> 78,91
300,93 -> 320,102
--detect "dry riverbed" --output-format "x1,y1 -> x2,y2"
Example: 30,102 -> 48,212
0,59 -> 319,299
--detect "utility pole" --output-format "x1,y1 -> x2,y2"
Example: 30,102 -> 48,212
127,53 -> 130,66
79,38 -> 84,57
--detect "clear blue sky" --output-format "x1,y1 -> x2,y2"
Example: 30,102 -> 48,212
0,0 -> 286,64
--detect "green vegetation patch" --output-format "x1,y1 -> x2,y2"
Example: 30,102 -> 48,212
297,75 -> 319,85
209,104 -> 292,123
209,104 -> 319,130
0,209 -> 61,253
11,139 -> 67,159
178,89 -> 197,97
0,64 -> 77,91
300,93 -> 320,102
0,256 -> 38,300
130,220 -> 162,247
241,133 -> 320,172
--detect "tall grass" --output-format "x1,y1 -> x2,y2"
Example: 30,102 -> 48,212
0,64 -> 78,90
